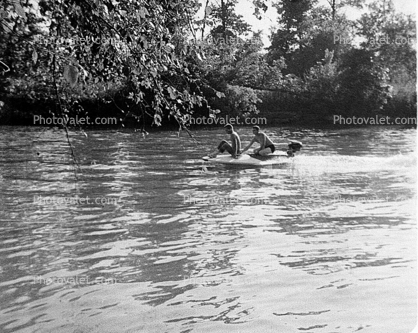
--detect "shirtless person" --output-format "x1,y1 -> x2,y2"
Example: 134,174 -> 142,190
241,126 -> 276,156
209,124 -> 241,158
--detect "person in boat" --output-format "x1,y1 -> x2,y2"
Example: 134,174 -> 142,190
209,124 -> 241,158
241,126 -> 276,156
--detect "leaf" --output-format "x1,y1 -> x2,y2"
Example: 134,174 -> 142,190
167,87 -> 176,99
139,7 -> 148,18
140,37 -> 148,49
154,114 -> 162,125
32,49 -> 38,65
101,4 -> 108,15
164,43 -> 175,53
195,51 -> 202,61
150,69 -> 157,78
14,2 -> 26,19
216,92 -> 225,98
63,65 -> 79,87
205,5 -> 213,15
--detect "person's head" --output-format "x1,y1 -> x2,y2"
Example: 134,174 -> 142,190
252,126 -> 260,134
224,124 -> 233,134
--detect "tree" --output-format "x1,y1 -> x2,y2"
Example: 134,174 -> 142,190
1,0 -> 215,129
356,0 -> 416,96
268,0 -> 316,73
205,0 -> 252,39
337,48 -> 392,115
268,0 -> 358,76
184,0 -> 266,121
303,49 -> 339,117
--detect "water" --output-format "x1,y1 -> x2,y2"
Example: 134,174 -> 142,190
0,126 -> 416,333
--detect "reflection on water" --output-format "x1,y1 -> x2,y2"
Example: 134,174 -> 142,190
0,126 -> 416,333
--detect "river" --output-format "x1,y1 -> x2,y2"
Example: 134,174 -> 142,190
0,126 -> 416,333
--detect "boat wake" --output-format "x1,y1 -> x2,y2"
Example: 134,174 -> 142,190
291,153 -> 416,176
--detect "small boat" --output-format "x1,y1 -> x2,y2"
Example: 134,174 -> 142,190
202,141 -> 303,167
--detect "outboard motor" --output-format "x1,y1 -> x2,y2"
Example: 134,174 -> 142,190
287,140 -> 303,157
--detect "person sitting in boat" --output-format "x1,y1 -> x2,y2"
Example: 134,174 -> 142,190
241,126 -> 276,156
209,124 -> 241,158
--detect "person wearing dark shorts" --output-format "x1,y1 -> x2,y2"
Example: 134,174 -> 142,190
264,144 -> 275,153
241,126 -> 276,156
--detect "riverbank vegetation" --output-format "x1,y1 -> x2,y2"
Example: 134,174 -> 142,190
0,0 -> 416,129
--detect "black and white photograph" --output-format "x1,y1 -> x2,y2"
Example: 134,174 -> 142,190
0,0 -> 416,332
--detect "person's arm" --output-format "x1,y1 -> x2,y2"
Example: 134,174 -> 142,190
259,133 -> 266,150
232,134 -> 239,157
241,137 -> 255,153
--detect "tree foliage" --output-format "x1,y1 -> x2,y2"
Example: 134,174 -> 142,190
1,0 -> 217,128
261,0 -> 415,121
0,0 -> 416,127
357,0 -> 416,97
